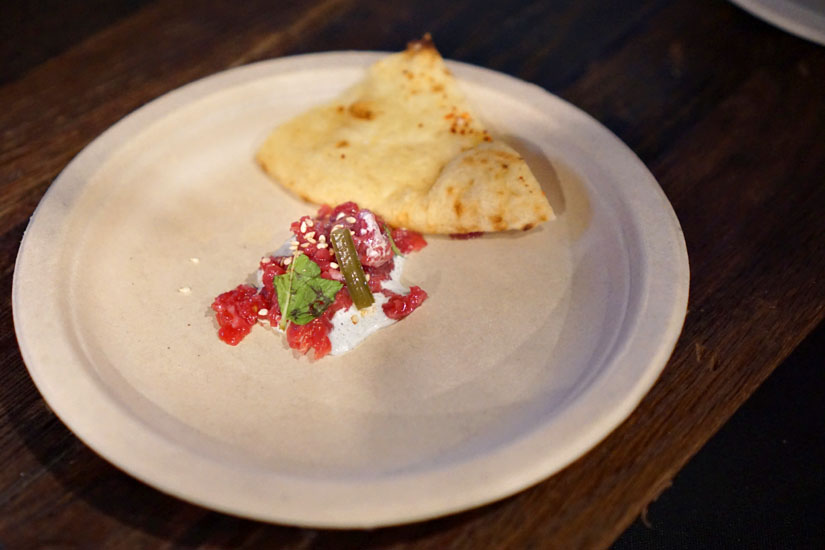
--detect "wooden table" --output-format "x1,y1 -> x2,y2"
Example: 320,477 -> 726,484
2,1 -> 823,547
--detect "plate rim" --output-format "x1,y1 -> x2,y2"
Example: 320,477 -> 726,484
12,51 -> 689,528
729,0 -> 825,45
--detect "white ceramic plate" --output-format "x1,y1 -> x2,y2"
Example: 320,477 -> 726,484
13,53 -> 688,528
730,0 -> 825,45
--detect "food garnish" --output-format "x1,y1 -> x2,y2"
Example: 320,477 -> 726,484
273,253 -> 343,329
384,225 -> 402,256
329,227 -> 374,310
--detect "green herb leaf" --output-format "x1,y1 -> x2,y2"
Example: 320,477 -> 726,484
273,253 -> 343,328
384,225 -> 403,257
290,251 -> 321,278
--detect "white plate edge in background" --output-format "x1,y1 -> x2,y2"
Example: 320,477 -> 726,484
730,0 -> 825,45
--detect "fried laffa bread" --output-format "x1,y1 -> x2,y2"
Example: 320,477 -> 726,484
256,35 -> 554,234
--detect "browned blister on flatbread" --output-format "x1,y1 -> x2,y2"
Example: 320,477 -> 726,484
256,36 -> 554,233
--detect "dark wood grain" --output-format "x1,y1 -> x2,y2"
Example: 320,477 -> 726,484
2,0 -> 824,548
0,0 -> 153,85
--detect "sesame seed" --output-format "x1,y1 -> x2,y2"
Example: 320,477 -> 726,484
317,242 -> 328,249
300,221 -> 307,232
307,237 -> 317,244
318,235 -> 326,243
190,257 -> 200,264
336,212 -> 346,220
284,257 -> 292,265
178,287 -> 191,295
300,242 -> 310,248
329,262 -> 339,269
261,257 -> 271,263
351,315 -> 359,325
306,219 -> 314,227
345,216 -> 357,223
365,274 -> 370,281
258,309 -> 268,316
305,231 -> 315,240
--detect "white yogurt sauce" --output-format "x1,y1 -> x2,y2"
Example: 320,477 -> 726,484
328,255 -> 407,355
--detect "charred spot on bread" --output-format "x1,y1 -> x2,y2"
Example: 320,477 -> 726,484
349,101 -> 375,120
490,215 -> 507,231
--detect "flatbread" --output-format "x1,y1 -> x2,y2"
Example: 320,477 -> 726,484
256,36 -> 554,234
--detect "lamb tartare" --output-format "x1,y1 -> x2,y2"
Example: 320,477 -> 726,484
211,202 -> 428,359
